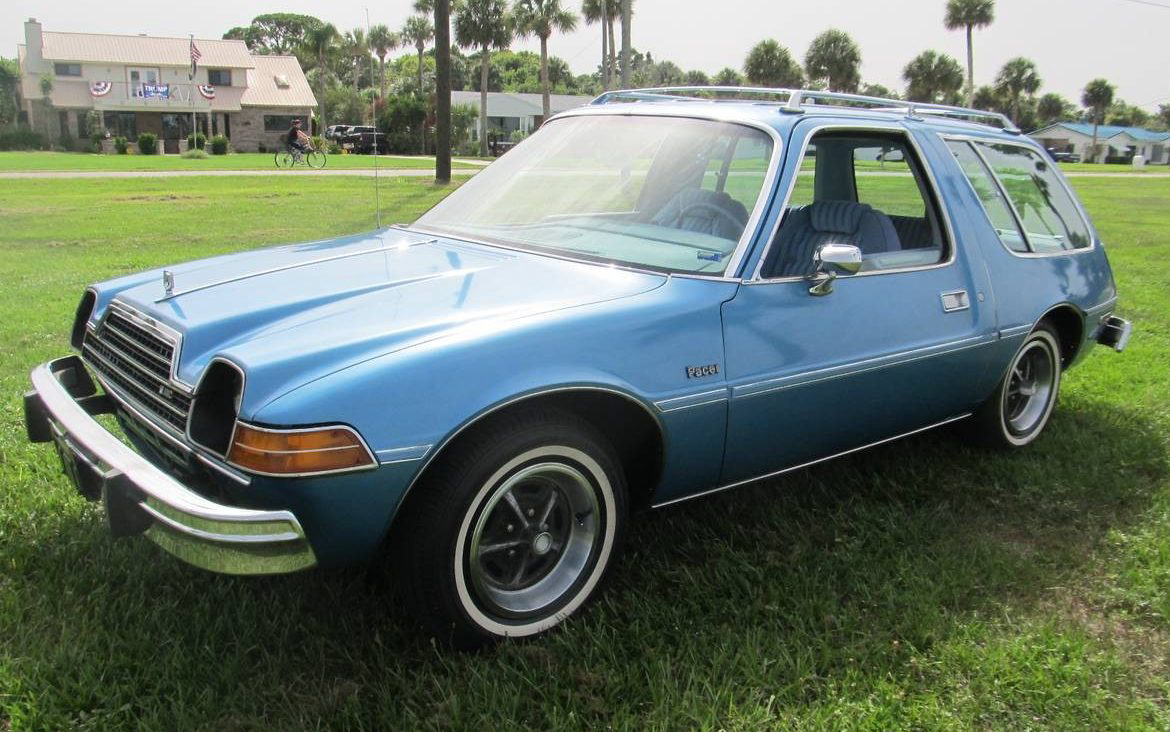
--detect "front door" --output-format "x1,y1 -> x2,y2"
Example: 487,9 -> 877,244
719,122 -> 998,485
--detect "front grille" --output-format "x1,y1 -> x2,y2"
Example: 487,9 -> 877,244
82,305 -> 192,433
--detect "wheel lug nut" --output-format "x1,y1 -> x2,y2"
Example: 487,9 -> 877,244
527,508 -> 535,517
506,524 -> 514,532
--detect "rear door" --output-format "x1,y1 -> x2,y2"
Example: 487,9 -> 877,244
718,120 -> 999,485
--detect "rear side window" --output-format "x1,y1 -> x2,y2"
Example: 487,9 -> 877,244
946,140 -> 1028,253
974,142 -> 1092,251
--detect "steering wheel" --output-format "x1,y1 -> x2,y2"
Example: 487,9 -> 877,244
673,201 -> 746,236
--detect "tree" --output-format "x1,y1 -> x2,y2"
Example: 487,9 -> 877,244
1082,78 -> 1114,163
38,74 -> 53,145
582,0 -> 621,89
223,13 -> 324,57
621,0 -> 631,87
902,50 -> 963,104
861,82 -> 898,100
342,29 -> 369,92
434,0 -> 452,183
1157,104 -> 1170,132
685,70 -> 710,86
713,67 -> 743,86
455,0 -> 513,156
401,15 -> 435,98
944,0 -> 995,106
513,0 -> 578,122
743,40 -> 803,88
1106,99 -> 1150,128
0,57 -> 20,129
971,84 -> 1000,112
994,56 -> 1040,126
368,24 -> 398,101
1036,93 -> 1073,126
804,29 -> 861,93
303,23 -> 339,133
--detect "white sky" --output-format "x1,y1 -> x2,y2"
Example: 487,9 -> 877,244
6,0 -> 1169,110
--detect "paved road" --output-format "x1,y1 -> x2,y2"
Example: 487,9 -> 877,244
0,168 -> 481,179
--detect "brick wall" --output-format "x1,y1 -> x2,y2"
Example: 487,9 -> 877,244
229,107 -> 312,152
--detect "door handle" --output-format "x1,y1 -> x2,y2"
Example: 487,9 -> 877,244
940,290 -> 970,312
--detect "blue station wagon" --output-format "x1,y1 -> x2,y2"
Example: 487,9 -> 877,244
25,87 -> 1132,648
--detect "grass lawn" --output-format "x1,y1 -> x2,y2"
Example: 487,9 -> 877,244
0,151 -> 481,172
1,174 -> 1168,729
1058,161 -> 1170,174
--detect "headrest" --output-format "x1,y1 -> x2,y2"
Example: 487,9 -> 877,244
808,200 -> 872,235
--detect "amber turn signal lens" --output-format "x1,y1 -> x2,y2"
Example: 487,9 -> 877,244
227,423 -> 374,475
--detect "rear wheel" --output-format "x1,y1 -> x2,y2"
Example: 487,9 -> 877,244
969,324 -> 1062,447
274,150 -> 294,168
306,150 -> 326,169
392,409 -> 627,649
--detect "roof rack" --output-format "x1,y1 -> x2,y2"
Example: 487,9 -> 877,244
590,86 -> 1021,134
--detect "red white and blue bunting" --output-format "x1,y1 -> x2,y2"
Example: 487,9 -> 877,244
197,84 -> 216,100
89,81 -> 112,97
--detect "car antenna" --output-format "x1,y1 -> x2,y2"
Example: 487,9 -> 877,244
366,7 -> 382,229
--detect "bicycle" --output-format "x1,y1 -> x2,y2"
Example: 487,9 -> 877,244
274,144 -> 327,169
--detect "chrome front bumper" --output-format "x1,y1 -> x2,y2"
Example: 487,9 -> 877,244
24,355 -> 317,575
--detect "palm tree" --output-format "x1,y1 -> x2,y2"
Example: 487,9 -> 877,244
804,29 -> 861,92
514,0 -> 578,121
455,0 -> 513,156
343,28 -> 369,92
944,0 -> 995,107
1036,93 -> 1071,127
432,0 -> 451,183
902,50 -> 964,104
994,57 -> 1041,127
620,0 -> 631,87
303,23 -> 339,133
401,15 -> 435,96
713,67 -> 743,86
1082,78 -> 1115,164
583,0 -> 626,89
743,40 -> 803,88
39,75 -> 53,146
368,24 -> 398,100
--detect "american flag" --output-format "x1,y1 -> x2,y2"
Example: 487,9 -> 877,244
189,38 -> 202,80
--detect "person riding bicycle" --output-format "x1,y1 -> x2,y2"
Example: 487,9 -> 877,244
286,118 -> 311,157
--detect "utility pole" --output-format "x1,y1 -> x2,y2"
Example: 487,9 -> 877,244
620,0 -> 631,88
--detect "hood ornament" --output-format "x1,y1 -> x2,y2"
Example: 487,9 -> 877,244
162,270 -> 175,297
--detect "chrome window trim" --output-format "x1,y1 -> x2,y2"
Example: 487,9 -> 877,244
652,412 -> 972,508
938,133 -> 1098,259
416,109 -> 786,281
748,121 -> 959,283
653,388 -> 730,413
224,420 -> 379,479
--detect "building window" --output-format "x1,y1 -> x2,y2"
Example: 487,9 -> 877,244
207,69 -> 232,86
58,111 -> 71,138
54,62 -> 82,77
264,115 -> 308,131
103,111 -> 138,140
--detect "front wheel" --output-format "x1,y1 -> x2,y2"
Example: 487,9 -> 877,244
391,409 -> 627,649
274,150 -> 294,168
969,324 -> 1062,447
306,150 -> 326,169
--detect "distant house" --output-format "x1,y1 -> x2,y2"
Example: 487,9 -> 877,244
452,91 -> 592,140
17,18 -> 316,152
1030,122 -> 1170,164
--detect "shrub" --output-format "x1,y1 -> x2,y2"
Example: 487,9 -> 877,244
181,148 -> 208,159
58,132 -> 77,152
137,132 -> 158,155
258,142 -> 268,153
209,135 -> 229,155
0,127 -> 46,150
90,132 -> 104,153
186,132 -> 206,150
310,135 -> 326,151
114,136 -> 128,154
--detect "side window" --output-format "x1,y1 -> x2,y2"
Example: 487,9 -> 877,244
946,140 -> 1029,253
973,142 -> 1092,251
700,131 -> 772,211
762,132 -> 947,278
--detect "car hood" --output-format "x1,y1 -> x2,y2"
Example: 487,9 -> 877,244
107,229 -> 667,406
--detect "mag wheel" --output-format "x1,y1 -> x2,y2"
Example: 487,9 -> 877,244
970,324 -> 1062,448
274,150 -> 294,168
392,409 -> 626,649
306,150 -> 326,169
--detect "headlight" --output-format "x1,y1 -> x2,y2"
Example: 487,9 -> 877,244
227,423 -> 375,476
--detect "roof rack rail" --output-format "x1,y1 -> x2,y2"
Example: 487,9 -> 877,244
590,86 -> 1021,134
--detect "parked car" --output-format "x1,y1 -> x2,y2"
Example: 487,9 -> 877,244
25,87 -> 1131,649
324,124 -> 354,141
1047,148 -> 1081,163
339,125 -> 387,154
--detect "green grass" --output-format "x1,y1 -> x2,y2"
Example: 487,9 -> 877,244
1059,161 -> 1170,174
1,175 -> 1169,729
0,151 -> 481,172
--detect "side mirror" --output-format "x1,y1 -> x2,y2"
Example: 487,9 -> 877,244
808,243 -> 862,296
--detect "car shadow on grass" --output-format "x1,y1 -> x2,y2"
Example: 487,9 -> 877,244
4,395 -> 1166,728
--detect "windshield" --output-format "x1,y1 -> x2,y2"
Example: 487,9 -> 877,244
414,115 -> 776,275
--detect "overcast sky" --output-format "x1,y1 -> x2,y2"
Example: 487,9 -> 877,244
6,0 -> 1169,111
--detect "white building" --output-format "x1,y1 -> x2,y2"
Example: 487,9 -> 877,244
452,91 -> 592,139
17,18 -> 317,152
1030,122 -> 1170,164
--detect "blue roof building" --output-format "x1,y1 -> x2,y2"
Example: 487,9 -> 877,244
1030,121 -> 1170,164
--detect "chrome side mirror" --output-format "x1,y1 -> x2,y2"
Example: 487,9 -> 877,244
807,243 -> 862,296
